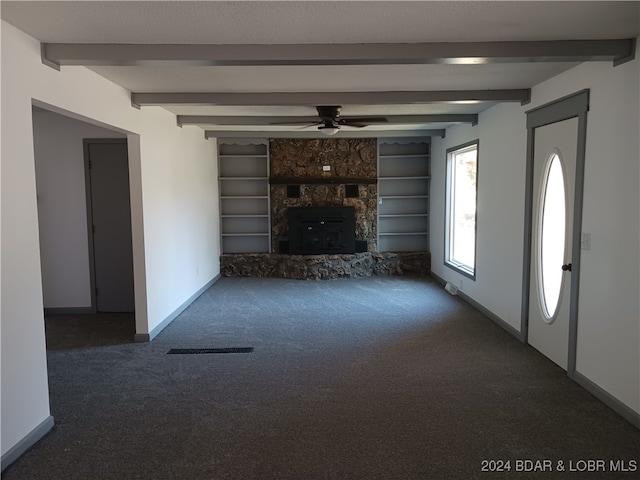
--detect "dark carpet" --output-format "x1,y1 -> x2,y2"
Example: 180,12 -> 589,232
44,312 -> 135,349
3,276 -> 638,479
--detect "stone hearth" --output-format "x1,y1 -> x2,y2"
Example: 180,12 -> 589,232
220,252 -> 431,280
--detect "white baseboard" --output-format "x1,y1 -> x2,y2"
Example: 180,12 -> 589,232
1,415 -> 54,472
430,272 -> 523,341
573,372 -> 640,429
134,274 -> 221,342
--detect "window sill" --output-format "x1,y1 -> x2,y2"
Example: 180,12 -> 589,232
444,260 -> 476,280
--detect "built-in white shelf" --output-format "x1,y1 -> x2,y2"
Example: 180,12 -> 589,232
219,177 -> 269,180
377,139 -> 431,253
222,233 -> 270,237
378,153 -> 430,158
379,176 -> 431,180
220,196 -> 269,199
218,140 -> 270,253
379,195 -> 429,199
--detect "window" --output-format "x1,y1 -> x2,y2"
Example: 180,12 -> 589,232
445,141 -> 478,278
538,152 -> 566,320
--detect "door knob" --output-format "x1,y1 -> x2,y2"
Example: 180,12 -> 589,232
561,263 -> 572,272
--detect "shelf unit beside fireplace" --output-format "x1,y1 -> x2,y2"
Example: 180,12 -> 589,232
377,139 -> 431,252
218,140 -> 270,253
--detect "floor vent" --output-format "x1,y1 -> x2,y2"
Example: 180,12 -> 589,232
167,347 -> 254,355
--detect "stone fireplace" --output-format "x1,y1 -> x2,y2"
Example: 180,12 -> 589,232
269,138 -> 377,253
219,137 -> 431,279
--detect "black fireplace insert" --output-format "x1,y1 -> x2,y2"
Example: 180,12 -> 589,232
288,206 -> 356,255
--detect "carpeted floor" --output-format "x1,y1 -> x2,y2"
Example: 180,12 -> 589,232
3,276 -> 638,479
44,312 -> 136,349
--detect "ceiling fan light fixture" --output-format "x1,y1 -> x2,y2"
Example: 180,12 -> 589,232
318,125 -> 340,136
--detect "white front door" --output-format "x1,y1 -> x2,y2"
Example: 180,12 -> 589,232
528,117 -> 578,370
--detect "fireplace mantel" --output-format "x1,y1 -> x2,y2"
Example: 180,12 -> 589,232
269,177 -> 376,185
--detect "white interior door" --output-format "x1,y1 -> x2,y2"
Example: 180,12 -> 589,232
528,117 -> 578,370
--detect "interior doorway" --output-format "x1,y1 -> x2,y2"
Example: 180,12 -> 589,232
32,107 -> 137,348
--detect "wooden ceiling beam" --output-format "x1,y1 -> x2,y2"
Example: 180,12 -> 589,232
131,90 -> 530,108
177,114 -> 479,127
42,39 -> 636,69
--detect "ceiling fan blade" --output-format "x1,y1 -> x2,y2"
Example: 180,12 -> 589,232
340,122 -> 368,128
340,117 -> 388,125
269,120 -> 322,126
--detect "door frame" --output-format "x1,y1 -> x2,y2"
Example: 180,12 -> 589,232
521,89 -> 589,378
83,138 -> 131,313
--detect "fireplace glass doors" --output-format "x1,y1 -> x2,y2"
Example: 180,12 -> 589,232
288,206 -> 356,255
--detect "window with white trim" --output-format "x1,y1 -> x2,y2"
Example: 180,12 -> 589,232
445,141 -> 478,278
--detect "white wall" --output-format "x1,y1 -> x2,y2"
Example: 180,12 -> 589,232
431,104 -> 526,330
431,52 -> 639,414
135,116 -> 219,328
431,102 -> 527,331
1,21 -> 220,457
32,107 -> 125,309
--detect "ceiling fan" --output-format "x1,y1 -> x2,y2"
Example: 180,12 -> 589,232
315,106 -> 389,135
273,106 -> 388,136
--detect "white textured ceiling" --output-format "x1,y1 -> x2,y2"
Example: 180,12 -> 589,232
3,1 -> 639,43
2,1 -> 639,135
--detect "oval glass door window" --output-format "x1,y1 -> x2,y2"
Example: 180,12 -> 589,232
539,153 -> 566,320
